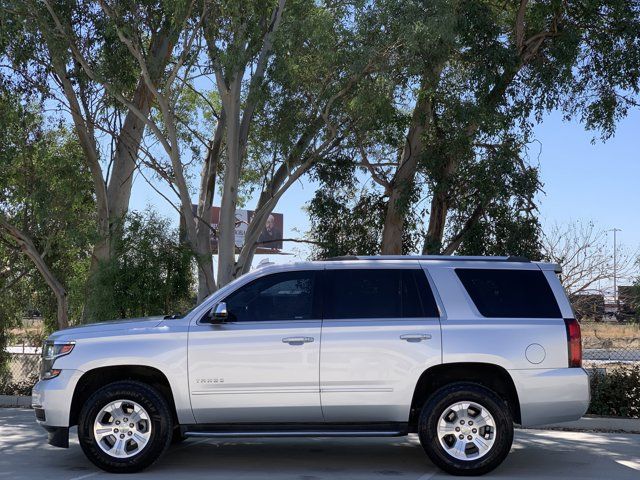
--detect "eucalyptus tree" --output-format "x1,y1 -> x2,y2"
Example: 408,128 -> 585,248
203,0 -> 390,285
415,0 -> 640,255
0,1 -> 187,316
43,0 -> 222,303
324,0 -> 640,256
0,91 -> 95,329
195,0 -> 289,288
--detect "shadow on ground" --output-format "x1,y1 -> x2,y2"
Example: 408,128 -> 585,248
1,408 -> 639,480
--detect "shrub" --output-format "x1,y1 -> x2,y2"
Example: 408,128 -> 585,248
588,365 -> 640,418
0,374 -> 38,396
86,209 -> 195,321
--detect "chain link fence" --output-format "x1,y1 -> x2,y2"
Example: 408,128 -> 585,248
1,346 -> 41,396
581,321 -> 640,370
583,347 -> 640,365
581,321 -> 640,418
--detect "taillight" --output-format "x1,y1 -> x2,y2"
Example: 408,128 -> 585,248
564,318 -> 582,368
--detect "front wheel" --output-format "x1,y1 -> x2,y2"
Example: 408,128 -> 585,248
78,380 -> 173,473
418,383 -> 514,476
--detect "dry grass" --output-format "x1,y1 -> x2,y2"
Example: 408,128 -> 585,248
7,324 -> 46,346
581,321 -> 640,349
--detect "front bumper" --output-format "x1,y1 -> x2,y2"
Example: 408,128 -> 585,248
510,367 -> 590,427
31,369 -> 83,448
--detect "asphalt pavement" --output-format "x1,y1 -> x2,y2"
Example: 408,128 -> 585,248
1,408 -> 639,480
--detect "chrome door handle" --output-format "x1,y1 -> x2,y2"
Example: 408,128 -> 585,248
282,336 -> 314,345
400,334 -> 432,342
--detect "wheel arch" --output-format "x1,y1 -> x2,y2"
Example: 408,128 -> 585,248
409,362 -> 521,430
69,365 -> 178,427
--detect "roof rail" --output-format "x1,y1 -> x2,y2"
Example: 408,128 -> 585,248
322,255 -> 530,263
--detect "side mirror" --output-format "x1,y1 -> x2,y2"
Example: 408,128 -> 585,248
202,302 -> 228,324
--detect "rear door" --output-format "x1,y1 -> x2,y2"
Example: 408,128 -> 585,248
319,263 -> 442,422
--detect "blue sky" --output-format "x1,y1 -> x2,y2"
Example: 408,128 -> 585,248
128,108 -> 640,268
534,109 -> 640,246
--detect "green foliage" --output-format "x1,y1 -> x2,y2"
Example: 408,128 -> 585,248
0,373 -> 39,396
307,155 -> 420,258
444,137 -> 543,258
0,90 -> 96,331
306,0 -> 640,257
86,209 -> 195,321
588,366 -> 640,418
307,188 -> 386,259
242,0 -> 381,205
454,207 -> 542,259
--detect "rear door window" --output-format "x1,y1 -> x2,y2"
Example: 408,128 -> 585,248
324,269 -> 439,319
455,268 -> 561,318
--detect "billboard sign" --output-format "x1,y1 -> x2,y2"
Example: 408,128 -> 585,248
199,206 -> 284,253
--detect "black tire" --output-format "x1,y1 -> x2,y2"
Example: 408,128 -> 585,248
78,380 -> 173,473
418,383 -> 514,476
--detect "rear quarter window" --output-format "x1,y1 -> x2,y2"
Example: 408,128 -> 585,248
455,268 -> 561,318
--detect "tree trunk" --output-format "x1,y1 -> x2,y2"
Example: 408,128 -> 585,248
216,77 -> 243,288
106,80 -> 155,229
84,79 -> 158,308
440,201 -> 487,255
381,181 -> 412,255
420,67 -> 518,255
0,215 -> 69,329
208,3 -> 286,288
194,113 -> 225,302
380,77 -> 435,254
105,31 -> 172,231
196,253 -> 216,303
422,190 -> 449,254
422,152 -> 457,254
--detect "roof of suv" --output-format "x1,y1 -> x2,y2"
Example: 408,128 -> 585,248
321,255 -> 531,262
255,256 -> 561,273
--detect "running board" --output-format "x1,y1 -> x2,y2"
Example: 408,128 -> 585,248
182,422 -> 408,439
184,430 -> 406,438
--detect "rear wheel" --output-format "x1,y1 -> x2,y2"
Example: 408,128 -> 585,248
418,383 -> 513,476
78,380 -> 173,473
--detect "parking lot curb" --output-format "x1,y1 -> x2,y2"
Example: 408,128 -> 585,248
528,416 -> 640,433
0,395 -> 32,408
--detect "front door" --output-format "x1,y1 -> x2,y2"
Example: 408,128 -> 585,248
320,265 -> 442,423
188,269 -> 323,423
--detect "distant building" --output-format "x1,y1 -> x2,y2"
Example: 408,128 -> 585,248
570,293 -> 604,321
617,285 -> 639,319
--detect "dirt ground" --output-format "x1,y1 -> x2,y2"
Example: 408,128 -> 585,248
581,322 -> 640,349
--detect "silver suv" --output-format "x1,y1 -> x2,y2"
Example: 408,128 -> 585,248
32,256 -> 589,475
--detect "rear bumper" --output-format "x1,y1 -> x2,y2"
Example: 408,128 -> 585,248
509,367 -> 590,427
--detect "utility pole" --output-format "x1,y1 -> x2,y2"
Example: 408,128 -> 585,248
608,228 -> 622,310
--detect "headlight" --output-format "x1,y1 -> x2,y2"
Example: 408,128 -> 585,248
40,341 -> 75,380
